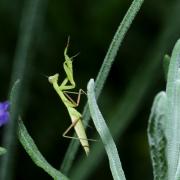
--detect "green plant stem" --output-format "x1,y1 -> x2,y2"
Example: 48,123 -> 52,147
60,0 -> 144,174
0,0 -> 47,180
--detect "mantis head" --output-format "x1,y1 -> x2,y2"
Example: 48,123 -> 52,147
48,73 -> 59,84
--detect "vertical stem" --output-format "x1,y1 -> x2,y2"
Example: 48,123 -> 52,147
0,0 -> 48,179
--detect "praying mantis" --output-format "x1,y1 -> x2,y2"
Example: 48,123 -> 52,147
48,39 -> 90,155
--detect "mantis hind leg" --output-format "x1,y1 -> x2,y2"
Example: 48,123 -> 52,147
62,118 -> 97,142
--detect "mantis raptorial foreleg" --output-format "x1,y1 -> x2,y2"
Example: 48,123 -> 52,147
64,89 -> 87,107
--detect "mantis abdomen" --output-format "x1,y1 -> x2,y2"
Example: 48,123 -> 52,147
68,107 -> 89,155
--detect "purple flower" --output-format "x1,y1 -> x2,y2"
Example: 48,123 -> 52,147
0,101 -> 10,127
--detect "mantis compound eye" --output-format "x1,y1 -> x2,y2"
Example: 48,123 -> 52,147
48,73 -> 59,84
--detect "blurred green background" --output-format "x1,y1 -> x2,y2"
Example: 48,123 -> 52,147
0,0 -> 180,179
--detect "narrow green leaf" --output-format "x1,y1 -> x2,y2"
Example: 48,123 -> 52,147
61,0 -> 144,173
0,147 -> 7,156
18,118 -> 69,180
87,79 -> 126,180
94,0 -> 144,98
147,92 -> 167,180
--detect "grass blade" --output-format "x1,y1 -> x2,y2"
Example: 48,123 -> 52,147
87,79 -> 126,180
18,118 -> 69,180
60,0 -> 144,173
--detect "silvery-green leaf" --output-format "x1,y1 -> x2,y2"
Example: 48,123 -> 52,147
87,79 -> 126,180
148,92 -> 167,180
163,54 -> 170,81
165,39 -> 180,180
18,118 -> 68,180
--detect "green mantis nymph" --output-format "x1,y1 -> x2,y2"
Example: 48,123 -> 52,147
48,40 -> 89,155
